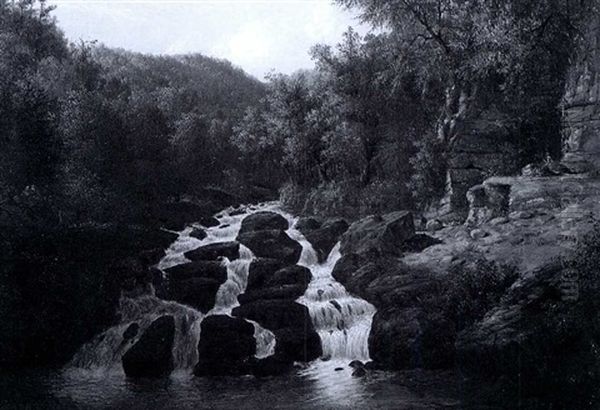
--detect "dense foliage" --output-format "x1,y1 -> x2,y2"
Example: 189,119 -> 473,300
234,0 -> 596,217
0,0 -> 266,228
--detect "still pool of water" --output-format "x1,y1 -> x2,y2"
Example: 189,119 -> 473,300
1,361 -> 467,409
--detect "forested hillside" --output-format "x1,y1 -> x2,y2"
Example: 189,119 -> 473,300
0,1 -> 267,229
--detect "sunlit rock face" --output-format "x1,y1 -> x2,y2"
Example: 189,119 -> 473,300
562,18 -> 600,172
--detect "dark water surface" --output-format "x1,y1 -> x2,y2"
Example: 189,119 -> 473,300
1,361 -> 471,409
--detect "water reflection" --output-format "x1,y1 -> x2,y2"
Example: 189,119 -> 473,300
22,362 -> 464,410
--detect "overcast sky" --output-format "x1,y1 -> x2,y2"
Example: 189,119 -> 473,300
47,0 -> 371,79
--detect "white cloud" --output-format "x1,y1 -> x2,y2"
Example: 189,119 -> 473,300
48,0 -> 371,78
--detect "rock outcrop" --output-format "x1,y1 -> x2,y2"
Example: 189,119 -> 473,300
439,121 -> 517,220
122,315 -> 175,378
562,18 -> 600,173
340,211 -> 415,258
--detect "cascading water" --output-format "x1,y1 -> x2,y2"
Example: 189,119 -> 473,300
279,213 -> 376,362
69,203 -> 281,374
68,202 -> 374,377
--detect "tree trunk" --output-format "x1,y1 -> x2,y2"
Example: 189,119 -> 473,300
436,80 -> 477,151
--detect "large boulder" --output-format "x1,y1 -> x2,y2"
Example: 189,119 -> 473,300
239,264 -> 311,313
189,228 -> 207,240
193,315 -> 256,376
303,219 -> 349,262
247,258 -> 287,292
237,230 -> 302,265
340,211 -> 415,258
232,300 -> 321,362
184,241 -> 240,262
239,212 -> 288,234
266,265 -> 312,288
163,261 -> 226,282
273,327 -> 322,362
122,315 -> 175,378
167,277 -> 224,313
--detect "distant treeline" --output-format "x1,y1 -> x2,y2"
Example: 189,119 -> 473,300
0,0 -> 267,228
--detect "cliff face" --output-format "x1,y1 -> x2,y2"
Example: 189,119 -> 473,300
438,110 -> 518,221
562,18 -> 600,172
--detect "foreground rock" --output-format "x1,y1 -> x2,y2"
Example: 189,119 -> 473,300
232,300 -> 322,362
237,229 -> 302,264
239,211 -> 288,234
455,259 -> 600,406
122,315 -> 175,378
369,307 -> 454,370
340,211 -> 415,258
302,219 -> 349,262
194,315 -> 256,376
184,241 -> 240,261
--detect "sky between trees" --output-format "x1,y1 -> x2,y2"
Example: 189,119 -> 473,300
48,0 -> 371,79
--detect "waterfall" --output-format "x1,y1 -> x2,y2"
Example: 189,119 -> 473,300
68,202 -> 374,375
69,203 -> 278,373
279,211 -> 377,362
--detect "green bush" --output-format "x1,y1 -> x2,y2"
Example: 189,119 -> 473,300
443,257 -> 518,332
